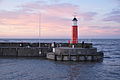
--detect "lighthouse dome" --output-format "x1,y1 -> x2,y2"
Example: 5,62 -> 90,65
72,17 -> 78,21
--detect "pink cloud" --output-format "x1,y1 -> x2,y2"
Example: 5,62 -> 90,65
78,25 -> 120,38
0,2 -> 119,38
103,9 -> 120,23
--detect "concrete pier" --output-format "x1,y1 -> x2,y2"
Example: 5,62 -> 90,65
0,47 -> 51,57
0,42 -> 92,48
0,42 -> 104,61
47,47 -> 103,61
0,42 -> 92,57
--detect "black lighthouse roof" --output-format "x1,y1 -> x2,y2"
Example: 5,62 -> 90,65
72,17 -> 78,21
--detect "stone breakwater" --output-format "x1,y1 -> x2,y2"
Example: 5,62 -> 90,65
0,42 -> 103,61
0,47 -> 51,57
0,42 -> 92,57
47,47 -> 103,61
0,42 -> 92,48
0,42 -> 53,57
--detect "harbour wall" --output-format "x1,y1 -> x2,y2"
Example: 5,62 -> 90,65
0,47 -> 51,57
0,42 -> 92,48
47,47 -> 103,61
0,42 -> 92,57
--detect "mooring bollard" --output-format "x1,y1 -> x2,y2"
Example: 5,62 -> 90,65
52,42 -> 56,52
72,45 -> 75,48
19,44 -> 22,47
82,41 -> 84,48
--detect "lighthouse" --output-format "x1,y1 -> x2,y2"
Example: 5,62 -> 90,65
72,17 -> 78,44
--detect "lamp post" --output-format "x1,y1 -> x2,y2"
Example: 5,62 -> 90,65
38,14 -> 41,54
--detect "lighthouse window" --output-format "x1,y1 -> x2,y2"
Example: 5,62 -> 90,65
73,21 -> 77,26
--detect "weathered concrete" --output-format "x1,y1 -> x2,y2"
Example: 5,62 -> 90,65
0,47 -> 52,57
2,48 -> 17,56
0,48 -> 3,56
17,48 -> 39,57
55,47 -> 97,55
47,47 -> 103,61
0,42 -> 92,48
0,42 -> 93,57
0,42 -> 104,62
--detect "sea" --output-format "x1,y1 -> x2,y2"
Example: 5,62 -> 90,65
0,39 -> 120,80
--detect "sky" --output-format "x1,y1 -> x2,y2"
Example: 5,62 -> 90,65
0,0 -> 120,39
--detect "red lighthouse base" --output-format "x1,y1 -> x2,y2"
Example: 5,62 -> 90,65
72,40 -> 78,44
72,26 -> 78,44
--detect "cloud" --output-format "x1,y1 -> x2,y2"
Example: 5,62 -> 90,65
116,0 -> 120,5
0,10 -> 37,26
103,15 -> 120,23
0,1 -> 99,38
78,25 -> 120,39
103,0 -> 120,23
20,2 -> 97,20
0,10 -> 71,38
103,9 -> 120,23
79,12 -> 97,21
0,2 -> 98,26
89,25 -> 120,29
0,0 -> 2,4
110,9 -> 120,15
88,26 -> 120,34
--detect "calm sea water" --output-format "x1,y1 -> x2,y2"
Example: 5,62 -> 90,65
0,39 -> 120,80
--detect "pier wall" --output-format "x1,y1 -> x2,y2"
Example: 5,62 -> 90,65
0,42 -> 93,57
47,48 -> 103,61
0,47 -> 52,57
55,48 -> 97,55
0,42 -> 92,48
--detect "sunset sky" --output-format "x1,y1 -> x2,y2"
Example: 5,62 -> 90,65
0,0 -> 120,39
